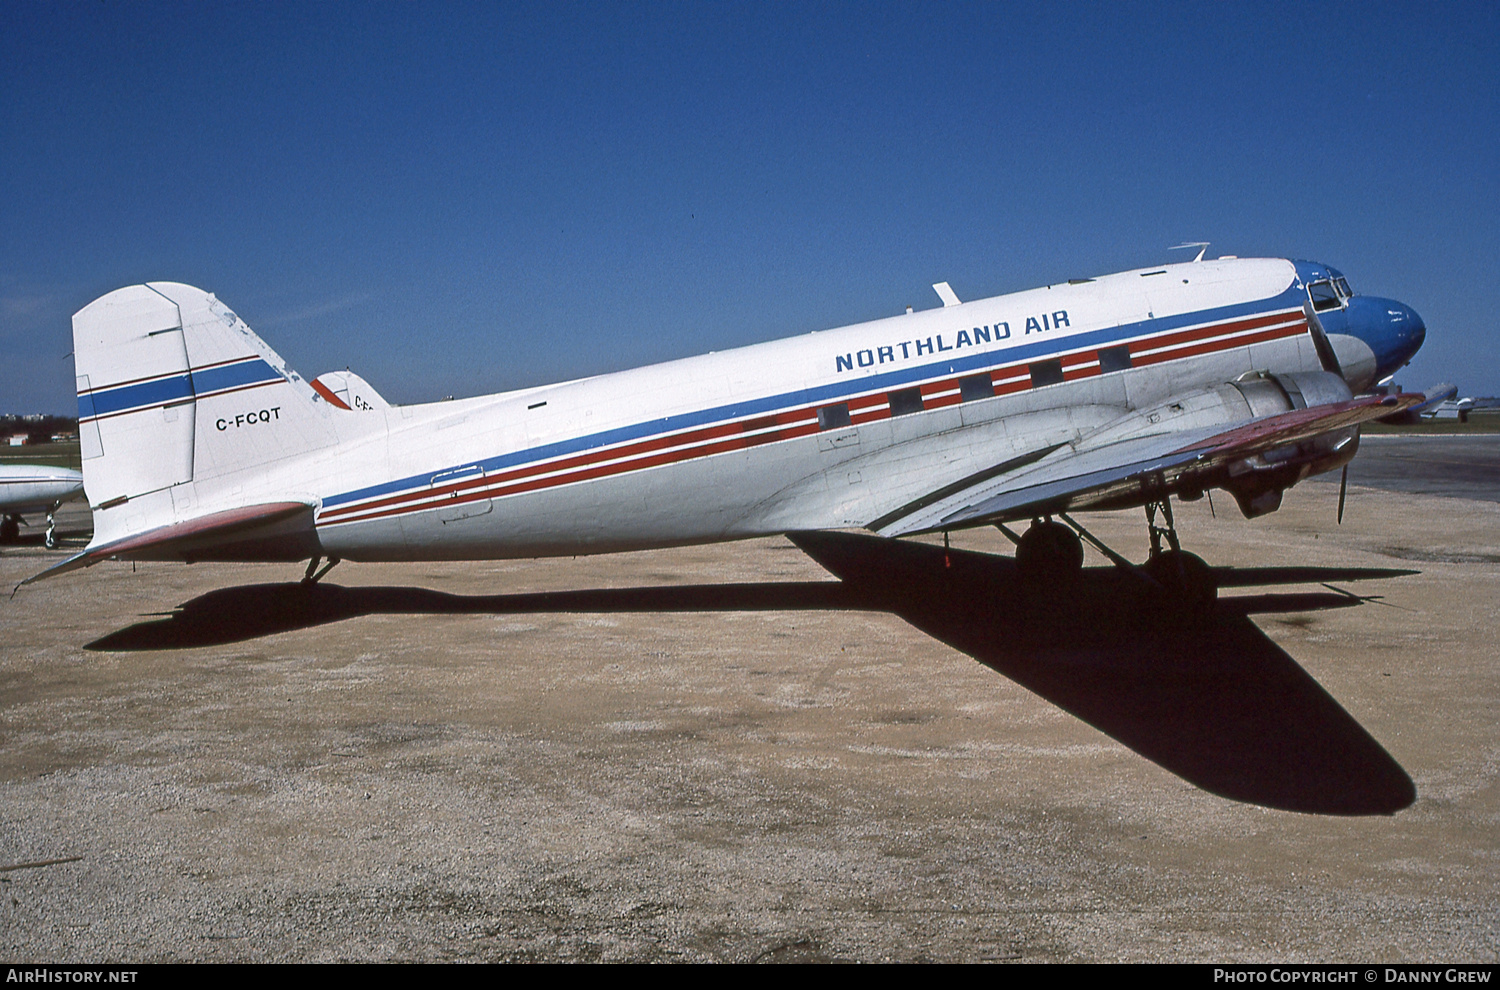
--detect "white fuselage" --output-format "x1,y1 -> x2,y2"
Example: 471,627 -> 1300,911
228,257 -> 1322,561
0,464 -> 84,516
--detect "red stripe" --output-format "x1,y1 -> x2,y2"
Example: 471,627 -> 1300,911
311,379 -> 352,409
322,411 -> 822,522
1131,323 -> 1303,368
323,308 -> 1310,525
1128,310 -> 1300,354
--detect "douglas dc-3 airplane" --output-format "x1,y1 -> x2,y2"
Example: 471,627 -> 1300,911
1,464 -> 83,548
26,255 -> 1426,596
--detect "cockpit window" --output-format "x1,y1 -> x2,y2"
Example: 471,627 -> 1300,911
1308,279 -> 1341,312
1334,276 -> 1352,298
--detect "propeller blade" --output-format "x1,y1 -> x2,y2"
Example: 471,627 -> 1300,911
1337,464 -> 1348,524
1303,300 -> 1345,378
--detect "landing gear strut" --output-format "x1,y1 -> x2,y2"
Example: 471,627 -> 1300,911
1145,499 -> 1179,557
301,555 -> 341,585
1141,498 -> 1217,611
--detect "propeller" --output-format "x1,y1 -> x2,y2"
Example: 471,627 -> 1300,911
1303,301 -> 1355,525
1303,300 -> 1346,379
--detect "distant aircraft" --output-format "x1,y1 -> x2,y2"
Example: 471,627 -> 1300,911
28,256 -> 1426,597
1427,397 -> 1477,422
1378,383 -> 1458,424
1,464 -> 84,547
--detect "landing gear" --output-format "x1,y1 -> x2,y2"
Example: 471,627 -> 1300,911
1003,499 -> 1218,611
1142,498 -> 1217,611
1143,548 -> 1218,611
301,555 -> 341,585
0,515 -> 19,543
44,506 -> 59,549
1145,498 -> 1179,557
1014,518 -> 1084,584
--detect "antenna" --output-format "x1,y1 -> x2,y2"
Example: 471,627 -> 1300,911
932,282 -> 961,307
1170,242 -> 1211,263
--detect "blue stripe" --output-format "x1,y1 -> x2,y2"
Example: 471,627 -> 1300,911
78,358 -> 281,420
322,289 -> 1306,510
82,374 -> 193,419
193,359 -> 280,395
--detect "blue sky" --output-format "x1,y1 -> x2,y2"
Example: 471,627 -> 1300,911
3,1 -> 1495,414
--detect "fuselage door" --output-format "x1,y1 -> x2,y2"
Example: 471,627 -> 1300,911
428,464 -> 492,523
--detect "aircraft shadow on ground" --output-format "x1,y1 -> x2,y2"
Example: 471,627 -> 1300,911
88,531 -> 1418,816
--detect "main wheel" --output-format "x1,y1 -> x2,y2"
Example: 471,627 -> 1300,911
1015,520 -> 1084,584
0,516 -> 19,543
1143,549 -> 1218,612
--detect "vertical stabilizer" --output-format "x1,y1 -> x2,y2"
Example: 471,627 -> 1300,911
74,285 -> 195,504
73,283 -> 338,548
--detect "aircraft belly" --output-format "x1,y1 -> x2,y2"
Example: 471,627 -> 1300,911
0,484 -> 76,511
317,514 -> 411,560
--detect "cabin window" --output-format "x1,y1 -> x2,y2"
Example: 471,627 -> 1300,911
817,403 -> 851,430
1308,279 -> 1341,312
887,387 -> 924,417
959,373 -> 995,402
1029,359 -> 1065,388
1098,345 -> 1131,374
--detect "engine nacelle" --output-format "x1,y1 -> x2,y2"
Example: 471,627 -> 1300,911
1221,426 -> 1359,517
1078,370 -> 1358,519
1216,370 -> 1358,517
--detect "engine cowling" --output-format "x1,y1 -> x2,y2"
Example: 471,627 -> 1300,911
1218,371 -> 1358,517
1077,370 -> 1358,519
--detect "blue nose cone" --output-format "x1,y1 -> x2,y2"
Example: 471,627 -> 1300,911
1345,296 -> 1426,380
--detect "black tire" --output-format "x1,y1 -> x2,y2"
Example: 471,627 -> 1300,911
1015,520 -> 1084,584
1144,549 -> 1218,611
0,516 -> 19,543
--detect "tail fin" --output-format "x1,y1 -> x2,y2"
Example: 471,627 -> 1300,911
73,282 -> 336,550
311,369 -> 392,411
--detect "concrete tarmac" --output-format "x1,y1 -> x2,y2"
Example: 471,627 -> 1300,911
1324,434 -> 1500,502
1,442 -> 1497,962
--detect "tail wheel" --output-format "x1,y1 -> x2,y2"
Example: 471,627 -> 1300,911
1144,549 -> 1218,611
1016,520 -> 1084,584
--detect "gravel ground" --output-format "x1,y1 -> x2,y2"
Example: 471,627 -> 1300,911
1,476 -> 1496,962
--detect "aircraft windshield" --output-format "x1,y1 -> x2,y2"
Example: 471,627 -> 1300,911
1334,276 -> 1352,298
1308,279 -> 1341,312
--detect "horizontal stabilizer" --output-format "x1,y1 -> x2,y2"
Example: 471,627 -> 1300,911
22,502 -> 317,585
